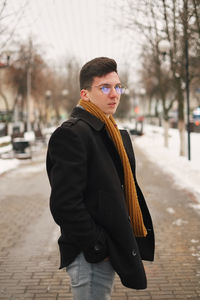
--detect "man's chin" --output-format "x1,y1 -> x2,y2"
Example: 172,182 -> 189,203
102,108 -> 117,117
109,109 -> 117,116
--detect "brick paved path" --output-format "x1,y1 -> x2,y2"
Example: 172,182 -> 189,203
0,145 -> 200,300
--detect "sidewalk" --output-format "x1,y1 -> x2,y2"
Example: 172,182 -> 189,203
0,144 -> 200,299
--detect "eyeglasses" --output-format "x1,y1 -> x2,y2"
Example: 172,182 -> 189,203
90,84 -> 126,95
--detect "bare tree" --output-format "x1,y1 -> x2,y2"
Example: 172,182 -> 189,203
115,68 -> 131,119
5,38 -> 52,129
0,0 -> 28,52
139,46 -> 175,146
192,0 -> 200,39
61,57 -> 81,114
0,0 -> 29,134
113,0 -> 200,156
36,56 -> 81,125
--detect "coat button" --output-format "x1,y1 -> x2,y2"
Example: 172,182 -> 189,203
94,244 -> 101,252
121,184 -> 124,190
132,249 -> 137,256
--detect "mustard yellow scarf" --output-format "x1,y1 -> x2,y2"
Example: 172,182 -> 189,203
79,99 -> 147,237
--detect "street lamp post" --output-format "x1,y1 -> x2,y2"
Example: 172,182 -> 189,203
26,39 -> 34,133
158,40 -> 170,61
45,90 -> 52,126
158,40 -> 171,147
26,66 -> 32,132
0,51 -> 11,135
61,89 -> 69,119
185,28 -> 191,160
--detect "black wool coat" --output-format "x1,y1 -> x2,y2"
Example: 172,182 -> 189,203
46,106 -> 155,290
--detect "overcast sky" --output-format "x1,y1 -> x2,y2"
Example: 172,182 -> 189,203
2,0 -> 142,80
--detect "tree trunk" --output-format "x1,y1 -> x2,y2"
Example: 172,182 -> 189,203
148,96 -> 152,116
163,119 -> 169,148
178,120 -> 186,156
192,0 -> 200,38
154,98 -> 159,117
0,90 -> 10,135
0,90 -> 9,112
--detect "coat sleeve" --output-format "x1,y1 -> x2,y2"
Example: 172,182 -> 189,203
47,125 -> 108,263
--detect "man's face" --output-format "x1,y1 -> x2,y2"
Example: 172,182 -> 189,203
81,72 -> 121,117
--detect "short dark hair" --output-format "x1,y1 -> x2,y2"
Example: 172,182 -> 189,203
79,57 -> 118,90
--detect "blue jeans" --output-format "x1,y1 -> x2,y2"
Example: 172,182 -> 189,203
66,252 -> 115,300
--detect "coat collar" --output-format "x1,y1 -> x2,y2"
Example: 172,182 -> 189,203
71,106 -> 105,131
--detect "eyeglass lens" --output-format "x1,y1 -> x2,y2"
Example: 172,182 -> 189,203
101,85 -> 124,95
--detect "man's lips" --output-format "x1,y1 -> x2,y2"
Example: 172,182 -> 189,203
108,102 -> 117,106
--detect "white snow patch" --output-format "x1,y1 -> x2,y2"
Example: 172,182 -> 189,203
166,207 -> 175,214
188,203 -> 200,210
191,239 -> 199,243
0,158 -> 20,175
172,218 -> 188,226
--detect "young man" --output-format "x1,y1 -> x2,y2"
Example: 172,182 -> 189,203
46,57 -> 154,300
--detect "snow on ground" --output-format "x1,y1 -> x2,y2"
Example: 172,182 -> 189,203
131,124 -> 200,204
0,154 -> 46,176
0,158 -> 20,175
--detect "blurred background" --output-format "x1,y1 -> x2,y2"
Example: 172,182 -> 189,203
0,2 -> 200,299
0,0 -> 199,161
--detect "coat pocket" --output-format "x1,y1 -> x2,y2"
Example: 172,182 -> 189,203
97,189 -> 129,232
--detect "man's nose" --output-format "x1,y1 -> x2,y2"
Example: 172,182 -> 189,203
109,87 -> 118,97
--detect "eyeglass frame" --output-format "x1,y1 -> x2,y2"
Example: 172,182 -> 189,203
86,83 -> 126,95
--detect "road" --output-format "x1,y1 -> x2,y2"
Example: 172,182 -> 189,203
0,144 -> 200,300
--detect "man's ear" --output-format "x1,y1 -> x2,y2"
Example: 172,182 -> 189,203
80,89 -> 90,101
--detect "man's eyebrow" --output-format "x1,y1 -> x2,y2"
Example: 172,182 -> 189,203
99,82 -> 121,86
